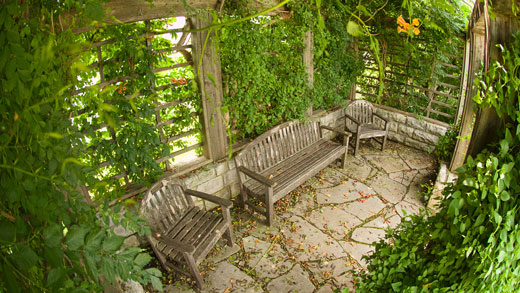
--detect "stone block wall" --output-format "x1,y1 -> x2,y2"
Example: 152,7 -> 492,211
372,104 -> 448,152
180,159 -> 241,210
176,106 -> 448,207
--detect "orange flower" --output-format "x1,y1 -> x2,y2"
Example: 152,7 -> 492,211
171,78 -> 177,84
179,77 -> 187,85
397,15 -> 420,35
397,15 -> 409,28
151,52 -> 155,56
145,35 -> 154,40
14,112 -> 19,121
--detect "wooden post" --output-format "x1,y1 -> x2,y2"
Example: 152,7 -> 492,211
190,14 -> 228,161
349,39 -> 359,102
454,38 -> 471,124
449,30 -> 484,171
466,16 -> 519,158
303,30 -> 313,116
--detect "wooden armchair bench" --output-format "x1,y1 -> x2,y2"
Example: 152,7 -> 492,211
140,180 -> 234,289
345,100 -> 389,156
235,120 -> 351,226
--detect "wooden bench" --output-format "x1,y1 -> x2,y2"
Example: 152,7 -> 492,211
140,180 -> 234,289
235,120 -> 351,226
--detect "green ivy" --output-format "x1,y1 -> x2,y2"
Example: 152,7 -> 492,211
219,0 -> 363,139
350,0 -> 469,123
0,1 -> 162,291
356,32 -> 520,292
432,123 -> 460,162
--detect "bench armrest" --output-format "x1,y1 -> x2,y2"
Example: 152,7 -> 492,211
237,166 -> 277,187
320,125 -> 352,137
345,114 -> 362,125
184,189 -> 233,208
147,235 -> 196,254
373,113 -> 389,123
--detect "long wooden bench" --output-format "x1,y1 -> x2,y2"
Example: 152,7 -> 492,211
235,120 -> 351,226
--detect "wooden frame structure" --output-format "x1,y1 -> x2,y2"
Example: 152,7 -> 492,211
450,0 -> 520,170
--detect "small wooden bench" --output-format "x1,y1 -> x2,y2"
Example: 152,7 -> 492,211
235,120 -> 351,226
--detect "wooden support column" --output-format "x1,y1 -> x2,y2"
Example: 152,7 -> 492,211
303,30 -> 314,116
449,29 -> 485,171
454,37 -> 472,125
466,16 -> 519,158
349,39 -> 359,102
190,14 -> 228,161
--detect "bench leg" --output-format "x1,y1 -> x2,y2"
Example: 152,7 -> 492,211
222,207 -> 235,247
355,134 -> 361,157
265,186 -> 274,226
341,136 -> 349,169
381,134 -> 387,151
239,186 -> 248,209
184,252 -> 204,289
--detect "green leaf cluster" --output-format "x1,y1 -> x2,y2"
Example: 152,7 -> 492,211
356,33 -> 520,292
348,0 -> 469,122
219,1 -> 362,139
432,123 -> 460,162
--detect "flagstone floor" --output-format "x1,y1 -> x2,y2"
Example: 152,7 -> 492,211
165,140 -> 438,293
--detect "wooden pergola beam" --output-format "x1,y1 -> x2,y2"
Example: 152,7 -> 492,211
101,0 -> 218,23
72,0 -> 219,33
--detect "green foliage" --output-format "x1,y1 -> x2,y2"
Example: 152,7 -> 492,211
432,123 -> 460,162
0,1 -> 162,291
350,0 -> 469,122
220,2 -> 311,138
220,1 -> 362,139
311,2 -> 364,110
356,33 -> 520,292
75,22 -> 201,200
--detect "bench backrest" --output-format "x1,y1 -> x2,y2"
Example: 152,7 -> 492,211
345,100 -> 374,130
140,180 -> 193,234
235,120 -> 322,173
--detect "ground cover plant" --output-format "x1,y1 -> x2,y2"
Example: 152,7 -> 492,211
355,33 -> 520,292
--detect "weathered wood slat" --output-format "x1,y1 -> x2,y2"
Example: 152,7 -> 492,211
431,99 -> 457,109
438,81 -> 459,89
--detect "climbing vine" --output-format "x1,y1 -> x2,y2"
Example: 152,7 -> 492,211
0,1 -> 167,291
219,0 -> 363,139
355,33 -> 520,292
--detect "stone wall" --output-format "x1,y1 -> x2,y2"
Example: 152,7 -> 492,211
176,106 -> 447,207
373,104 -> 449,152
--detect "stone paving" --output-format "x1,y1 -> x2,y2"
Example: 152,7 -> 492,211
164,140 -> 437,292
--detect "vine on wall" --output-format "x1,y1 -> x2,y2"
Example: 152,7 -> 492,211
219,0 -> 363,139
76,21 -> 201,201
